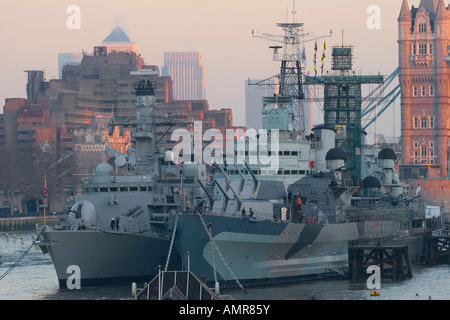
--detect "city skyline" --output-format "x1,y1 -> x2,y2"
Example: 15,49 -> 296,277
0,0 -> 416,135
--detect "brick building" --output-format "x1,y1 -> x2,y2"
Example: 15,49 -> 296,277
398,0 -> 450,179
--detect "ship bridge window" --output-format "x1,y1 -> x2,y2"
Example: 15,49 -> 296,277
120,186 -> 128,192
140,186 -> 147,191
166,195 -> 175,204
148,186 -> 153,191
292,151 -> 298,156
277,170 -> 283,175
284,170 -> 290,175
284,151 -> 290,156
110,187 -> 118,192
130,186 -> 138,192
292,170 -> 298,175
91,187 -> 98,192
299,170 -> 306,175
100,187 -> 108,192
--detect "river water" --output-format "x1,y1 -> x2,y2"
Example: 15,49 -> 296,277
1,230 -> 449,301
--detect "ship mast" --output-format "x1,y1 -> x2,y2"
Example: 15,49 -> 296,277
252,0 -> 331,136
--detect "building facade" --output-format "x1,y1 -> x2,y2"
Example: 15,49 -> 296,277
398,0 -> 450,179
162,52 -> 205,101
245,79 -> 279,131
58,53 -> 83,79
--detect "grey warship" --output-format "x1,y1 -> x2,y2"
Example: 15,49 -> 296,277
41,79 -> 202,286
167,8 -> 417,289
166,12 -> 365,288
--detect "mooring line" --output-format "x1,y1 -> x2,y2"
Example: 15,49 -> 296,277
0,228 -> 44,281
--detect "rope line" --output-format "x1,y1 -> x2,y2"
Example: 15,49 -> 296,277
0,228 -> 44,281
197,213 -> 247,294
164,213 -> 179,272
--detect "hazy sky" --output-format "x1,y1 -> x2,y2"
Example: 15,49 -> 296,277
0,0 -> 422,138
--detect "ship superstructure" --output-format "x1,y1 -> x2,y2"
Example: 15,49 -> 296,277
41,80 -> 204,286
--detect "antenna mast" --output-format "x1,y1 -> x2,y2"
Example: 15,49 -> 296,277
252,0 -> 331,136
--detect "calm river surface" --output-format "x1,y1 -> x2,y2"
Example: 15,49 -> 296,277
0,230 -> 449,301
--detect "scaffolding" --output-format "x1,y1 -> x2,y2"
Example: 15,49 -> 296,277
305,46 -> 383,177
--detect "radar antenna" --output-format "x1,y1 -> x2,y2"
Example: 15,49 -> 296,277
251,0 -> 331,136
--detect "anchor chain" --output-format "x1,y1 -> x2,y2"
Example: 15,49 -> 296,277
164,212 -> 179,272
197,213 -> 247,294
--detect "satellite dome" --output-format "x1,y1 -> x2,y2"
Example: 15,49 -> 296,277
325,147 -> 348,161
68,201 -> 96,225
96,163 -> 113,176
378,148 -> 397,161
362,176 -> 381,189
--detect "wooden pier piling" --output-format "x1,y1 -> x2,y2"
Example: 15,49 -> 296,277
425,235 -> 450,265
348,245 -> 412,280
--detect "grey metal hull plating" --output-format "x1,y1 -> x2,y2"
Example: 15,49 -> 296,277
42,229 -> 176,286
173,213 -> 360,287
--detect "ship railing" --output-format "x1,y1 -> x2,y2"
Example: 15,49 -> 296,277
326,264 -> 346,276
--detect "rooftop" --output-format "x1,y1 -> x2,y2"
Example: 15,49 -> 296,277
102,27 -> 133,44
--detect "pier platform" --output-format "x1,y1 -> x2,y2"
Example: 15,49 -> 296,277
348,245 -> 412,280
425,235 -> 450,264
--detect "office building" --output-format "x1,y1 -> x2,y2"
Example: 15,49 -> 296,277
162,52 -> 205,101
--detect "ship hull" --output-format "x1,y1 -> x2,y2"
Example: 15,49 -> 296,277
173,213 -> 360,287
42,229 -> 178,287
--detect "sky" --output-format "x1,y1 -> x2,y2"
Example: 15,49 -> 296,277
0,0 -> 423,140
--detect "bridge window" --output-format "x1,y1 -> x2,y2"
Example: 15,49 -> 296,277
421,117 -> 428,128
422,86 -> 427,96
419,23 -> 427,33
419,43 -> 427,55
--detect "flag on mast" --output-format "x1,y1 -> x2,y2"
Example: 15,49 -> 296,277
299,45 -> 307,66
180,160 -> 184,208
44,177 -> 48,205
314,41 -> 318,77
321,41 -> 327,75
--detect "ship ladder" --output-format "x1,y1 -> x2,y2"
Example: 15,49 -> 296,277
164,213 -> 179,272
197,213 -> 247,294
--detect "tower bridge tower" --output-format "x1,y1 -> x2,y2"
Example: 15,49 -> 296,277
398,0 -> 450,179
